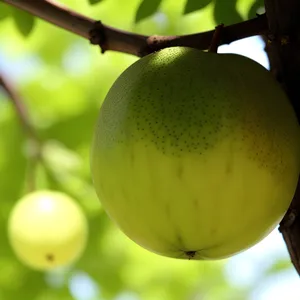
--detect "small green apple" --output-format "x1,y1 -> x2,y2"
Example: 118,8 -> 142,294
8,190 -> 88,270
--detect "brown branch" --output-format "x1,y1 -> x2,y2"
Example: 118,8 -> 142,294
208,24 -> 224,53
2,0 -> 268,57
0,74 -> 38,141
0,73 -> 41,192
264,0 -> 300,276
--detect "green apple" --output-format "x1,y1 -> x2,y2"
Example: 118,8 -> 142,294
91,47 -> 300,260
8,190 -> 88,270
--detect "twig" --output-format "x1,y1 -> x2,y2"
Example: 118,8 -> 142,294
208,24 -> 224,53
264,0 -> 300,276
2,0 -> 268,57
0,75 -> 37,141
0,74 -> 41,192
279,184 -> 300,275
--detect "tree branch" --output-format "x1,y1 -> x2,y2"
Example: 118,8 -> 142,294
264,0 -> 300,276
2,0 -> 268,56
0,74 -> 38,142
0,73 -> 41,192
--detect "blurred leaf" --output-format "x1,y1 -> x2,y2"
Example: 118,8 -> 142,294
11,8 -> 35,37
247,0 -> 265,19
88,0 -> 104,4
184,0 -> 212,15
135,0 -> 163,23
22,71 -> 93,126
41,138 -> 100,217
42,140 -> 82,173
265,259 -> 293,275
0,3 -> 12,21
76,216 -> 126,299
213,0 -> 243,25
41,107 -> 98,149
37,34 -> 75,64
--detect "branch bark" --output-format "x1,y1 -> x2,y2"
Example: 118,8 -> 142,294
0,75 -> 38,142
0,74 -> 41,192
264,0 -> 300,275
2,0 -> 268,56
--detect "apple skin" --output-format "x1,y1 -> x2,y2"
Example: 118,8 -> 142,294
91,47 -> 300,260
8,190 -> 88,270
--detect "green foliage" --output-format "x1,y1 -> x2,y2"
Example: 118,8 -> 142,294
135,0 -> 163,23
11,8 -> 35,36
184,0 -> 213,15
248,0 -> 265,19
214,0 -> 243,25
0,3 -> 11,21
265,259 -> 293,275
88,0 -> 104,5
0,0 -> 294,299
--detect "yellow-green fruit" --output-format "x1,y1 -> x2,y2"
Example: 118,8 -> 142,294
8,190 -> 88,270
91,47 -> 300,260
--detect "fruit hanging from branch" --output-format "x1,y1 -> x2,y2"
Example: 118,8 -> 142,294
91,47 -> 300,260
8,190 -> 88,270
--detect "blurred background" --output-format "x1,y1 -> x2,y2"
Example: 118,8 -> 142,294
0,0 -> 299,299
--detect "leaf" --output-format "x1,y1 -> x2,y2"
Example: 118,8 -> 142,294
213,0 -> 243,25
184,0 -> 213,15
11,8 -> 35,37
37,31 -> 75,64
0,3 -> 12,21
265,259 -> 292,275
135,0 -> 163,23
88,0 -> 104,5
247,0 -> 265,19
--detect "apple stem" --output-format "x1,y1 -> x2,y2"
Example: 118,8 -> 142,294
0,73 -> 42,193
208,24 -> 225,53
